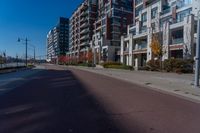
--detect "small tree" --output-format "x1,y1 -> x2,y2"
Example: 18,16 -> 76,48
58,55 -> 68,65
150,34 -> 162,58
87,49 -> 93,63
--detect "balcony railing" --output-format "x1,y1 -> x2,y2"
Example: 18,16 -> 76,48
176,1 -> 192,9
124,47 -> 129,52
134,43 -> 147,50
139,27 -> 147,34
80,28 -> 89,34
80,35 -> 89,41
135,0 -> 143,6
161,8 -> 171,15
171,38 -> 184,44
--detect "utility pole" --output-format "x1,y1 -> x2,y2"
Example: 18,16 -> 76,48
195,11 -> 200,87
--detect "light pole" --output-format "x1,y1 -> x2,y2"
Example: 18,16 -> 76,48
18,37 -> 29,67
194,11 -> 200,87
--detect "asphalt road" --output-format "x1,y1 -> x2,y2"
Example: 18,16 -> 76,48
0,64 -> 200,133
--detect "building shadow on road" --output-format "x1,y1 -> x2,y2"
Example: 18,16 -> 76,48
0,69 -> 132,133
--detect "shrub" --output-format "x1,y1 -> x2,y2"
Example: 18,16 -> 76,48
138,66 -> 150,71
102,61 -> 122,68
105,65 -> 133,70
77,62 -> 93,67
102,61 -> 133,70
27,64 -> 35,68
163,59 -> 194,73
146,59 -> 161,71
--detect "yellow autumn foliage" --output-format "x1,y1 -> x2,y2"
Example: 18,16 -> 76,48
150,34 -> 161,57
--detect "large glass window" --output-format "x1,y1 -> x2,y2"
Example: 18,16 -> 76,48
135,0 -> 143,5
176,8 -> 192,22
142,12 -> 147,22
135,5 -> 143,17
177,0 -> 192,9
151,7 -> 158,19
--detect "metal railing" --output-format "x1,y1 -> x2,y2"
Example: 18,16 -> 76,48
134,43 -> 147,50
161,8 -> 171,15
124,47 -> 129,52
171,38 -> 184,44
0,62 -> 26,69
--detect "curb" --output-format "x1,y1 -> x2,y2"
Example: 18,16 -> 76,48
69,66 -> 200,104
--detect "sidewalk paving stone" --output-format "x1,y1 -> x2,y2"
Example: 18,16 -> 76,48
67,66 -> 200,103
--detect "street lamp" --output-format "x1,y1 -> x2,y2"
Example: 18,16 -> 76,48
17,37 -> 29,67
194,10 -> 200,87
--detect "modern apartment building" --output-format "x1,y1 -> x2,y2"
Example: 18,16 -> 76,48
92,0 -> 133,62
69,0 -> 97,61
120,0 -> 200,70
47,17 -> 69,62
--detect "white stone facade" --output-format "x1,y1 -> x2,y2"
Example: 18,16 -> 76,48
120,0 -> 198,69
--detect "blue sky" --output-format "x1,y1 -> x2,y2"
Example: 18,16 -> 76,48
0,0 -> 82,59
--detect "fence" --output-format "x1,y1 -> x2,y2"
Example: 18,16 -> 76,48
0,62 -> 25,69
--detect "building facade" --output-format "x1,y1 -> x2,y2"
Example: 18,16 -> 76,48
92,0 -> 133,62
120,0 -> 199,70
69,0 -> 97,62
47,17 -> 69,62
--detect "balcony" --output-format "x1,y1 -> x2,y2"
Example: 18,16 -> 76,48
80,35 -> 89,41
80,22 -> 88,29
80,11 -> 88,17
176,1 -> 192,9
80,28 -> 89,35
80,41 -> 89,46
161,8 -> 171,15
124,47 -> 129,52
134,43 -> 147,50
139,27 -> 147,34
135,0 -> 143,6
171,38 -> 184,45
80,17 -> 87,23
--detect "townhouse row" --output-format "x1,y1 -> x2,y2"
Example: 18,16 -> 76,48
120,0 -> 200,70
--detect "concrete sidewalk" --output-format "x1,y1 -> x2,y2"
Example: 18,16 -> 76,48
67,66 -> 200,103
0,65 -> 45,95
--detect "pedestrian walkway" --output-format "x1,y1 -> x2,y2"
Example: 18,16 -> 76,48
0,65 -> 44,95
68,66 -> 200,103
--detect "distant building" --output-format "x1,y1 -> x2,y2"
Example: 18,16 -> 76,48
47,17 -> 69,62
93,0 -> 133,62
69,0 -> 97,62
68,0 -> 133,63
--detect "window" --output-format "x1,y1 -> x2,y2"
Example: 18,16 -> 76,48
135,5 -> 143,17
176,8 -> 192,22
142,12 -> 147,22
151,7 -> 158,19
135,0 -> 142,5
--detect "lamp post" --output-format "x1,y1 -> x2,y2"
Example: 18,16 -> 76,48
17,37 -> 29,67
194,11 -> 200,87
